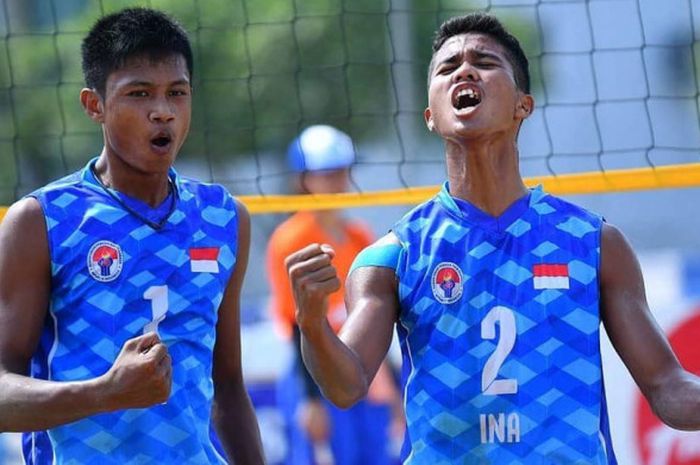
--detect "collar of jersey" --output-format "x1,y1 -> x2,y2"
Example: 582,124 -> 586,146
81,157 -> 181,229
437,182 -> 546,234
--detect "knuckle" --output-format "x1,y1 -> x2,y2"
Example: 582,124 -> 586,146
288,264 -> 302,279
284,253 -> 296,270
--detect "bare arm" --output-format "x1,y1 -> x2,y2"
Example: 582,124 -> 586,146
211,199 -> 264,464
601,223 -> 700,430
0,198 -> 171,432
288,234 -> 400,408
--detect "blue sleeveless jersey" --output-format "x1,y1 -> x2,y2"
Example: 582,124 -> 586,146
22,159 -> 238,465
392,183 -> 617,464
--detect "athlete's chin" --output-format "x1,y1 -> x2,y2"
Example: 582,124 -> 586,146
448,119 -> 511,142
124,153 -> 176,176
444,124 -> 487,142
150,142 -> 181,162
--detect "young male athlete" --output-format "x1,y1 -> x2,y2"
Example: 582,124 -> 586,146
285,12 -> 700,464
0,8 -> 264,464
267,125 -> 402,465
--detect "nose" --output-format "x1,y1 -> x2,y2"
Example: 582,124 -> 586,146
149,97 -> 175,123
452,60 -> 478,83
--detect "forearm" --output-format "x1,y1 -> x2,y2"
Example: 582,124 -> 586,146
292,325 -> 322,399
212,381 -> 264,465
0,372 -> 107,431
299,319 -> 368,408
648,370 -> 700,430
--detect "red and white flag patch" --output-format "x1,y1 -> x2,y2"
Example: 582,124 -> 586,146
190,247 -> 220,273
533,263 -> 569,290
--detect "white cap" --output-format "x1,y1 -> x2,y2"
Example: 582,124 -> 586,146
287,125 -> 355,172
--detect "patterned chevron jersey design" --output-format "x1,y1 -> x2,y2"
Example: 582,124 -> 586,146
392,183 -> 617,465
22,159 -> 238,465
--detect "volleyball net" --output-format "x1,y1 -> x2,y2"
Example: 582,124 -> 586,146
1,0 -> 699,220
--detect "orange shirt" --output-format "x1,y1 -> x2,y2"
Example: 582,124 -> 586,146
266,211 -> 373,337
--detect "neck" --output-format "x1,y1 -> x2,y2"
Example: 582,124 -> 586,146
94,152 -> 171,207
444,137 -> 528,216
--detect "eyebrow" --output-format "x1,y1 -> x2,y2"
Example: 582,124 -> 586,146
435,48 -> 503,68
122,79 -> 190,87
470,49 -> 503,61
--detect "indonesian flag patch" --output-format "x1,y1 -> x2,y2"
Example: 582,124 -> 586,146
533,263 -> 569,290
190,247 -> 220,273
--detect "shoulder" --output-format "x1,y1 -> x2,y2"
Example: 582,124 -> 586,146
601,221 -> 625,242
537,191 -> 602,225
177,176 -> 236,209
2,197 -> 45,230
0,197 -> 48,261
348,232 -> 403,276
396,197 -> 438,223
372,231 -> 401,247
598,221 -> 641,285
233,197 -> 249,221
600,221 -> 632,259
177,178 -> 242,232
233,198 -> 250,241
391,197 -> 440,240
29,171 -> 86,204
37,171 -> 84,192
346,233 -> 401,305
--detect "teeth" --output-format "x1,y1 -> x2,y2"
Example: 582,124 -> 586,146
453,87 -> 481,110
457,88 -> 479,99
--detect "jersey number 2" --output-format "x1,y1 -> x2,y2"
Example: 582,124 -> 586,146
481,306 -> 517,395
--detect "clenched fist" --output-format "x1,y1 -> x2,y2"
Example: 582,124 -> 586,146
100,332 -> 172,411
285,243 -> 341,328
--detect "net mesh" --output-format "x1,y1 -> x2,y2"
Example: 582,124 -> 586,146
1,0 -> 700,211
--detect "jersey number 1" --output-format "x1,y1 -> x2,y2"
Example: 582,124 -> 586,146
143,285 -> 168,334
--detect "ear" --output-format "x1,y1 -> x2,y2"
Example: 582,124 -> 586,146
80,88 -> 105,124
424,107 -> 435,132
515,94 -> 534,120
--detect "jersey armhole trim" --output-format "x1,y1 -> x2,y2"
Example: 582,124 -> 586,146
349,244 -> 402,275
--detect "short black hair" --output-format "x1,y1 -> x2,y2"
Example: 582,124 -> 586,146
81,7 -> 193,96
428,13 -> 530,94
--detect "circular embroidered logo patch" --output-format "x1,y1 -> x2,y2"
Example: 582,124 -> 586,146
431,262 -> 463,304
87,240 -> 123,282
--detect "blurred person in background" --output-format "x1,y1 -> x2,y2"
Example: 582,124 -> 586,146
266,125 -> 403,465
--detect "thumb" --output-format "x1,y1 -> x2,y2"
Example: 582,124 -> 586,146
136,331 -> 161,353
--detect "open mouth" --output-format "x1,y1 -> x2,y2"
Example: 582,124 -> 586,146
151,134 -> 172,148
452,87 -> 482,111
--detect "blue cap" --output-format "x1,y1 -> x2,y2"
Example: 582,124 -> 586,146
287,125 -> 355,172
